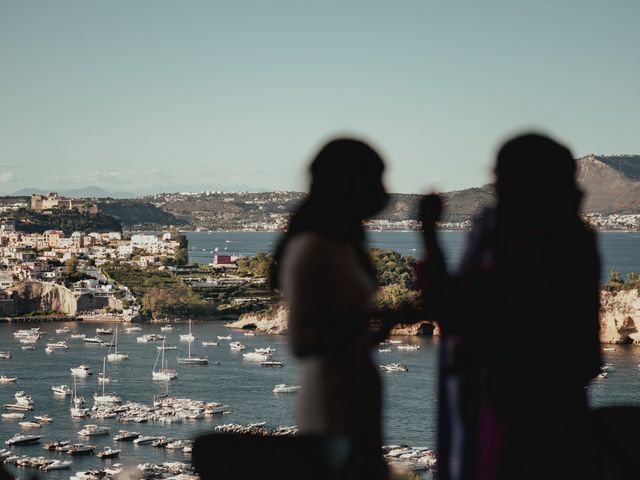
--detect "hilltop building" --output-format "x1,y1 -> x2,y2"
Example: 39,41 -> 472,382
31,193 -> 98,214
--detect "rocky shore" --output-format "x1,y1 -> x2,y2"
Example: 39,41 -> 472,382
227,288 -> 640,345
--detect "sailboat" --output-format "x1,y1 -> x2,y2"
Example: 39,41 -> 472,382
93,357 -> 122,404
153,341 -> 178,380
179,319 -> 197,342
176,333 -> 208,365
70,376 -> 88,418
107,326 -> 129,361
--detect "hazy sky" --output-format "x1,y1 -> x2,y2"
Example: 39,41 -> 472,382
1,1 -> 639,195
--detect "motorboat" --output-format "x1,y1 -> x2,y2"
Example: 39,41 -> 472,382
5,433 -> 43,446
96,328 -> 114,335
217,335 -> 232,341
46,341 -> 69,350
113,430 -> 140,442
204,403 -> 228,415
21,346 -> 36,350
379,348 -> 391,353
260,361 -> 283,368
397,344 -> 420,351
273,384 -> 301,394
83,337 -> 104,345
4,403 -> 33,411
229,342 -> 246,351
16,391 -> 33,405
133,435 -> 161,445
243,331 -> 256,336
202,341 -> 218,346
44,440 -> 71,451
13,328 -> 43,338
70,365 -> 93,376
157,344 -> 177,351
70,334 -> 86,339
137,334 -> 165,343
107,327 -> 129,361
380,363 -> 409,372
42,459 -> 73,471
179,319 -> 197,342
19,421 -> 42,428
0,351 -> 12,359
34,414 -> 53,423
125,326 -> 142,333
55,327 -> 71,334
77,424 -> 111,436
0,375 -> 17,383
97,446 -> 121,459
243,351 -> 271,362
160,325 -> 174,332
2,412 -> 24,419
66,444 -> 96,455
254,347 -> 276,354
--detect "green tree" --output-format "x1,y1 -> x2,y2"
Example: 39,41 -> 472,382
65,256 -> 79,275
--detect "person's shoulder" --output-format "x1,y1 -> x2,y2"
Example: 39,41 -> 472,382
283,233 -> 352,268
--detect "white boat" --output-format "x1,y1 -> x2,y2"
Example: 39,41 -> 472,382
34,414 -> 53,423
107,327 -> 129,361
254,347 -> 276,354
153,341 -> 178,380
5,433 -> 43,445
113,430 -> 140,442
97,446 -> 121,458
179,319 -> 197,342
217,335 -> 232,341
77,424 -> 110,436
243,331 -> 256,336
21,346 -> 36,350
19,421 -> 42,428
133,435 -> 161,445
1,412 -> 24,419
70,377 -> 89,418
379,348 -> 391,353
4,403 -> 32,411
380,363 -> 408,372
96,328 -> 113,335
16,391 -> 33,405
70,365 -> 92,377
157,345 -> 177,351
55,327 -> 71,334
137,334 -> 165,343
46,341 -> 69,350
229,341 -> 246,351
97,374 -> 111,384
160,325 -> 174,332
51,384 -> 71,396
0,351 -> 12,359
19,336 -> 39,344
202,341 -> 218,346
260,361 -> 283,368
0,375 -> 17,383
177,335 -> 208,364
243,351 -> 271,362
125,326 -> 142,333
13,328 -> 42,338
273,384 -> 301,394
70,334 -> 86,339
93,357 -> 121,404
83,337 -> 104,345
396,344 -> 420,351
388,340 -> 402,344
42,459 -> 73,471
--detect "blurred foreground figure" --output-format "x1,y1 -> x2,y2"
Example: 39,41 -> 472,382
421,134 -> 602,480
271,138 -> 389,479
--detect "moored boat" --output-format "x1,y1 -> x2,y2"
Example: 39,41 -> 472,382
97,446 -> 121,459
70,365 -> 93,376
273,384 -> 301,394
5,433 -> 43,446
0,375 -> 17,383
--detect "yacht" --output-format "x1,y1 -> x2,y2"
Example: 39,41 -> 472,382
0,375 -> 17,383
273,384 -> 301,394
176,336 -> 208,365
93,357 -> 121,404
202,340 -> 218,346
179,319 -> 197,342
55,327 -> 71,334
107,327 -> 129,361
217,335 -> 232,341
380,363 -> 409,372
70,365 -> 92,377
125,326 -> 142,333
229,342 -> 246,351
77,424 -> 111,437
152,341 -> 178,380
5,434 -> 43,446
0,351 -> 12,359
96,328 -> 113,335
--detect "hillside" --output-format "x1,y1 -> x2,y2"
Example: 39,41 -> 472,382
577,155 -> 640,214
98,200 -> 184,228
9,208 -> 122,235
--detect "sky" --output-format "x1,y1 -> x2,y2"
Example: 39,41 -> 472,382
1,1 -> 639,195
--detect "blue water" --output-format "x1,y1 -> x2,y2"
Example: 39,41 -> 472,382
186,231 -> 640,282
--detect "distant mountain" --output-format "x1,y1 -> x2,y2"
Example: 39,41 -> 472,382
577,155 -> 640,214
11,186 -> 135,199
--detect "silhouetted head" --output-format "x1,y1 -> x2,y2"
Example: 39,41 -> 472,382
494,133 -> 582,217
308,138 -> 389,221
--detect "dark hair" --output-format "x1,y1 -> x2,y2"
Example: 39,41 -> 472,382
270,138 -> 388,290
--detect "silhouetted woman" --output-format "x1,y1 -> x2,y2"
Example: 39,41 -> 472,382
271,138 -> 389,479
421,134 -> 601,480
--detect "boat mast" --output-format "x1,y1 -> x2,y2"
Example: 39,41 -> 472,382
102,357 -> 106,395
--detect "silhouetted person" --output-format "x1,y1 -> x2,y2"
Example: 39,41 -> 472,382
420,133 -> 602,480
271,138 -> 390,479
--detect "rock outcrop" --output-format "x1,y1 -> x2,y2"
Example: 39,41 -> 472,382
226,303 -> 439,337
600,289 -> 640,344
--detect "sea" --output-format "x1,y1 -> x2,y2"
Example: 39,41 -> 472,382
0,231 -> 638,479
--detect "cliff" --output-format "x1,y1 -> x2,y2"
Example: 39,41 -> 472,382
226,304 -> 439,337
600,289 -> 640,344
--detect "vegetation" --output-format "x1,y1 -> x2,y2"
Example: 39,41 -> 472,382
8,207 -> 122,235
174,233 -> 189,266
369,249 -> 420,309
604,271 -> 640,293
102,262 -> 214,319
236,252 -> 273,277
98,199 -> 183,227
